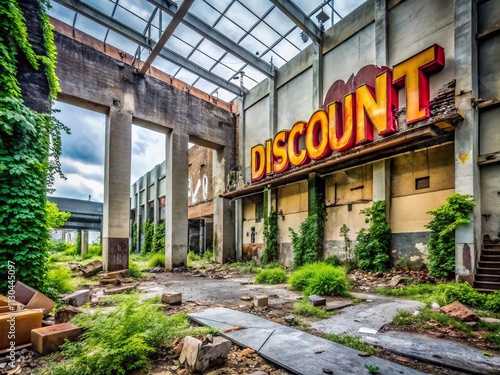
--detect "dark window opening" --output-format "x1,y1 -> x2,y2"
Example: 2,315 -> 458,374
415,176 -> 430,190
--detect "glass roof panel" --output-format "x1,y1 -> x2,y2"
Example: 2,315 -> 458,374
81,0 -> 115,17
197,39 -> 226,61
189,49 -> 217,70
114,5 -> 147,31
173,23 -> 203,47
116,0 -> 155,21
205,0 -> 234,13
271,38 -> 301,61
152,57 -> 181,76
260,51 -> 286,69
214,17 -> 245,41
210,62 -> 237,81
216,88 -> 236,103
193,78 -> 218,94
250,22 -> 281,48
47,2 -> 76,26
188,1 -> 220,26
239,0 -> 273,18
105,30 -> 139,55
225,1 -> 259,31
219,54 -> 245,73
285,28 -> 311,51
336,0 -> 367,17
291,0 -> 324,16
165,36 -> 194,58
238,34 -> 267,57
174,68 -> 199,86
263,8 -> 295,36
74,14 -> 108,41
241,65 -> 267,85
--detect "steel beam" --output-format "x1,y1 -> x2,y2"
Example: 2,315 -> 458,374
269,0 -> 322,44
147,0 -> 275,78
54,0 -> 242,95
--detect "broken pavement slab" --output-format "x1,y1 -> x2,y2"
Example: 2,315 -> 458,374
189,307 -> 425,375
61,289 -> 90,307
363,331 -> 500,375
80,260 -> 103,277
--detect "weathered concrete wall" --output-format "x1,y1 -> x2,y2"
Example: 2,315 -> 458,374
276,69 -> 313,131
188,145 -> 213,209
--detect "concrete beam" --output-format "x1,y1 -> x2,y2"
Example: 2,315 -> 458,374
454,0 -> 480,283
375,0 -> 388,66
102,100 -> 132,271
312,42 -> 323,110
165,130 -> 189,269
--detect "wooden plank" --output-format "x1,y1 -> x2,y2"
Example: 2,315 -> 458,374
478,97 -> 500,110
478,151 -> 500,166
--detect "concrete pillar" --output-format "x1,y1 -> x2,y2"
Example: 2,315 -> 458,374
213,146 -> 235,263
454,0 -> 480,283
375,0 -> 388,67
164,130 -> 189,269
145,171 -> 151,221
81,230 -> 88,257
199,220 -> 206,255
154,164 -> 160,225
235,96 -> 244,261
312,43 -> 324,110
308,172 -> 325,214
234,199 -> 243,261
269,76 -> 278,136
373,160 -> 391,219
102,99 -> 132,272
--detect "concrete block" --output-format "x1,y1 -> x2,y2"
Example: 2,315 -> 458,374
103,284 -> 136,295
162,292 -> 182,305
31,323 -> 83,355
441,301 -> 479,322
80,260 -> 103,277
254,295 -> 268,307
0,309 -> 43,351
14,282 -> 55,315
179,335 -> 231,372
61,289 -> 90,307
308,295 -> 326,307
103,270 -> 130,279
55,306 -> 82,324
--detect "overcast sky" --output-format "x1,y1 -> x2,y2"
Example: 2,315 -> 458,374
49,101 -> 165,202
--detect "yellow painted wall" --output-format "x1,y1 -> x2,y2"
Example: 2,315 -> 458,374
242,197 -> 264,244
277,181 -> 308,242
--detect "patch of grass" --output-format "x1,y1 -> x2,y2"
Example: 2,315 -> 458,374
46,266 -> 75,295
289,262 -> 349,297
393,308 -> 472,333
324,334 -> 379,355
187,251 -> 201,262
485,333 -> 500,349
233,260 -> 262,274
44,295 -> 216,375
203,249 -> 213,262
293,299 -> 331,319
83,244 -> 102,259
128,260 -> 142,278
147,253 -> 165,268
255,268 -> 287,284
291,317 -> 310,331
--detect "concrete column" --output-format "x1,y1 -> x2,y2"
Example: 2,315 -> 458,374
373,160 -> 391,218
164,130 -> 189,269
102,99 -> 132,271
312,43 -> 324,110
213,146 -> 236,263
153,164 -> 160,225
234,199 -> 243,261
81,230 -> 88,257
375,0 -> 388,67
235,96 -> 244,261
269,76 -> 278,136
454,0 -> 480,283
199,220 -> 206,255
145,171 -> 151,221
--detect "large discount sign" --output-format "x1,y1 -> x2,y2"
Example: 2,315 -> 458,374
251,45 -> 445,182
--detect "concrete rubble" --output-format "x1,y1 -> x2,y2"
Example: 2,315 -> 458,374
440,301 -> 479,322
179,335 -> 232,372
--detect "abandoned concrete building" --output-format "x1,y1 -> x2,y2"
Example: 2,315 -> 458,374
21,0 -> 497,289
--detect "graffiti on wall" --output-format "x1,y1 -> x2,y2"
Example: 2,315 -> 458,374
188,175 -> 209,204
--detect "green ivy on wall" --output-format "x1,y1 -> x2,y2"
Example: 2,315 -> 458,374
0,0 -> 66,292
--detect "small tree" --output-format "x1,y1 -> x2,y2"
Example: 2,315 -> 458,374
425,193 -> 475,278
46,201 -> 71,229
153,220 -> 165,253
354,201 -> 392,273
340,224 -> 352,261
262,211 -> 279,265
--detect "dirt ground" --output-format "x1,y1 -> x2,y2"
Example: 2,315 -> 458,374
10,264 -> 494,375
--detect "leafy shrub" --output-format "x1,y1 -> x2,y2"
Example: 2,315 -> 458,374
46,266 -> 75,295
324,334 -> 379,355
340,223 -> 353,261
293,299 -> 330,319
262,210 -> 279,265
128,260 -> 142,278
290,199 -> 327,269
324,255 -> 341,266
425,193 -> 475,278
485,292 -> 500,313
142,220 -> 155,254
64,244 -> 78,257
83,244 -> 102,259
443,282 -> 486,307
47,296 -> 214,375
49,241 -> 71,253
203,249 -> 213,262
255,268 -> 287,284
148,253 -> 165,268
354,201 -> 392,273
187,251 -> 201,262
153,220 -> 165,253
289,262 -> 349,297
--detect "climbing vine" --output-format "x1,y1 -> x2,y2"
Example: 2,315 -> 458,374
262,211 -> 279,265
290,196 -> 327,269
354,201 -> 392,272
425,193 -> 475,278
0,0 -> 66,292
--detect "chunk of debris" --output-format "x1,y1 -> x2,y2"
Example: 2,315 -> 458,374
31,323 -> 83,355
103,284 -> 136,295
324,301 -> 352,311
389,275 -> 407,288
254,294 -> 268,307
359,327 -> 378,334
179,335 -> 231,372
240,295 -> 252,301
308,295 -> 326,307
55,306 -> 82,324
223,325 -> 246,333
440,301 -> 479,322
162,292 -> 182,305
14,282 -> 55,315
102,269 -> 130,279
0,309 -> 43,351
61,289 -> 90,307
80,260 -> 103,277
